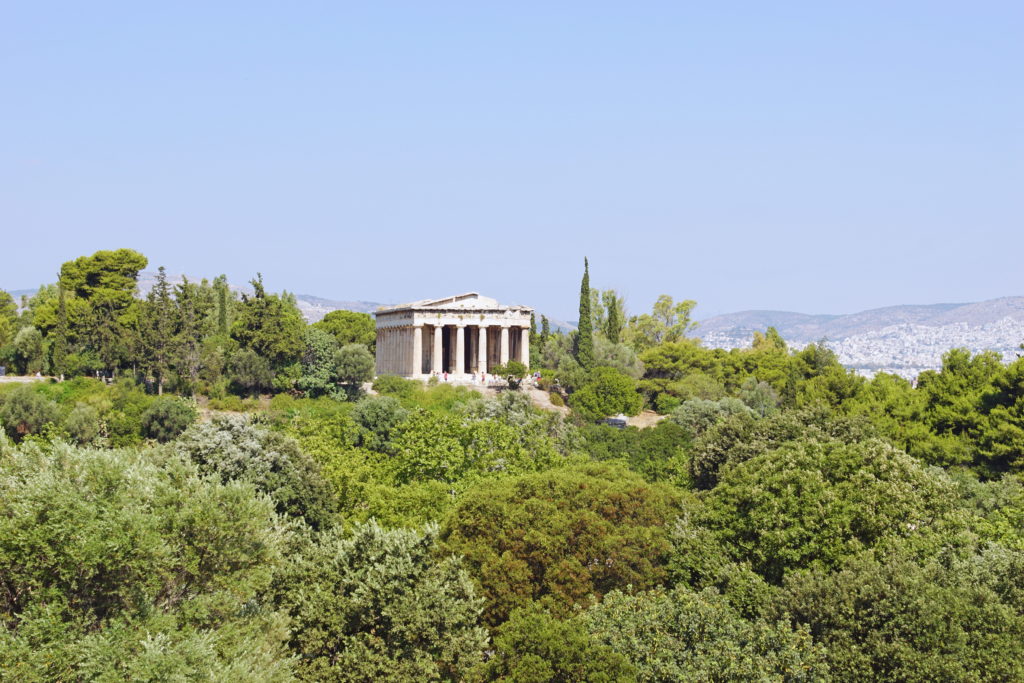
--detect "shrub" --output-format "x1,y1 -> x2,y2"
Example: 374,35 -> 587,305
581,586 -> 828,682
771,548 -> 1024,681
475,603 -> 635,682
228,348 -> 273,396
442,463 -> 683,625
0,385 -> 59,441
568,366 -> 644,422
277,520 -> 487,681
0,442 -> 293,680
350,395 -> 408,449
372,374 -> 420,399
668,397 -> 755,439
139,397 -> 197,443
688,438 -> 962,583
64,402 -> 101,444
175,415 -> 336,530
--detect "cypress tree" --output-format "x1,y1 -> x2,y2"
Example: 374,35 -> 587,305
606,293 -> 621,344
575,258 -> 594,369
215,275 -> 229,335
540,315 -> 550,354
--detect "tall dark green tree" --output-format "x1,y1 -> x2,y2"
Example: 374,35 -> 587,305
141,267 -> 176,394
605,292 -> 622,344
50,283 -> 69,376
574,258 -> 594,369
231,274 -> 304,370
174,277 -> 212,394
58,248 -> 148,375
213,274 -> 230,335
540,315 -> 550,354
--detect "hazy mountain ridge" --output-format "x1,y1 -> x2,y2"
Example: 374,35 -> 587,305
698,297 -> 1024,377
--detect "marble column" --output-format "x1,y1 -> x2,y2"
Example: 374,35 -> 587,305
412,325 -> 423,377
478,326 -> 488,375
454,325 -> 465,374
433,325 -> 443,374
403,327 -> 411,375
500,325 -> 510,365
520,326 -> 530,370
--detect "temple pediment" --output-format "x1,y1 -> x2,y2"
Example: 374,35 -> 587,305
378,292 -> 527,313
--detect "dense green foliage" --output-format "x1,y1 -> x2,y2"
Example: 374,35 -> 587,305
3,251 -> 1024,680
442,463 -> 682,625
277,521 -> 487,681
475,604 -> 635,682
0,441 -> 293,681
581,586 -> 828,681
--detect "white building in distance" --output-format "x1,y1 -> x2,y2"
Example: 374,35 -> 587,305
374,293 -> 533,379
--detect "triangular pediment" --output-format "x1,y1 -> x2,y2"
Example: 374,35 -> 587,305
380,292 -> 510,313
416,292 -> 499,309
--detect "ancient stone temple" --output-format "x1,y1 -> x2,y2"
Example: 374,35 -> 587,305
374,293 -> 532,378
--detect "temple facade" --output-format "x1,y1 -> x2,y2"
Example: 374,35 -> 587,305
374,293 -> 532,378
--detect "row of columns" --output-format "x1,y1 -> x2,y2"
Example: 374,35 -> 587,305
376,323 -> 530,377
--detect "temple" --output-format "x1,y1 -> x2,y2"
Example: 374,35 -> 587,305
374,293 -> 532,379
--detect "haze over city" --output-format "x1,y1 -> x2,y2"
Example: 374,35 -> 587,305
3,2 -> 1022,320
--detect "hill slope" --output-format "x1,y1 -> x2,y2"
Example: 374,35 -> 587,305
698,297 -> 1024,377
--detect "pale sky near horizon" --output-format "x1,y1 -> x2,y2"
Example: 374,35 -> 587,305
2,2 -> 1021,321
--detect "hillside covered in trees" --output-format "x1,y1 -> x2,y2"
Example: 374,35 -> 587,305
2,250 -> 1024,681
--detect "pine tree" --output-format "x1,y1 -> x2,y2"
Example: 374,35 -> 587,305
174,277 -> 211,394
142,267 -> 177,394
575,258 -> 594,369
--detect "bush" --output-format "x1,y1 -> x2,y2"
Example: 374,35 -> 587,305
442,463 -> 683,625
582,420 -> 691,486
139,397 -> 197,443
568,366 -> 644,422
688,437 -> 962,583
669,397 -> 755,439
0,385 -> 59,441
581,586 -> 828,682
175,415 -> 336,530
350,395 -> 408,449
475,603 -> 635,682
0,442 -> 293,680
64,402 -> 101,444
372,374 -> 420,399
228,348 -> 273,396
771,548 -> 1024,681
277,520 -> 487,681
334,344 -> 375,396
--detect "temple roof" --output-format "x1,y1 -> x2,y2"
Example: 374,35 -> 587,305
377,292 -> 530,314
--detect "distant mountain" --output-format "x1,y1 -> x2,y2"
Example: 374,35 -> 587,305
698,297 -> 1024,378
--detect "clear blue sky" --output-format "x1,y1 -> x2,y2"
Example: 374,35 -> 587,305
3,2 -> 1021,321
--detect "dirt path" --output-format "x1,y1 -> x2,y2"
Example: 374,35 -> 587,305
628,410 -> 667,429
525,385 -> 570,416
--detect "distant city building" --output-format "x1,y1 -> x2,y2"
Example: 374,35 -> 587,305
374,293 -> 532,378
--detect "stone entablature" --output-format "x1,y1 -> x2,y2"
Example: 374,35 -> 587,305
374,293 -> 532,379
